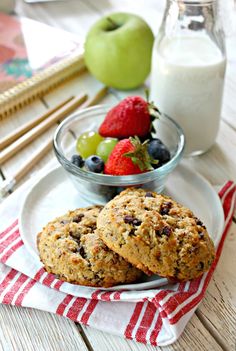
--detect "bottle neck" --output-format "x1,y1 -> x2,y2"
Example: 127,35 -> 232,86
159,0 -> 225,55
164,0 -> 217,32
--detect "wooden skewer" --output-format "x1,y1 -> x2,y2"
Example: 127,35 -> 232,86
0,93 -> 88,165
0,96 -> 74,151
81,86 -> 109,108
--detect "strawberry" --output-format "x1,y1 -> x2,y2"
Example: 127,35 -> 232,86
99,96 -> 160,139
104,136 -> 155,176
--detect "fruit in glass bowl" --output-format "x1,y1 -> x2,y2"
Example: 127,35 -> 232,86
70,96 -> 171,177
53,98 -> 185,203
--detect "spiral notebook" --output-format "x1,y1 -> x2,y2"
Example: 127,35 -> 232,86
0,13 -> 85,119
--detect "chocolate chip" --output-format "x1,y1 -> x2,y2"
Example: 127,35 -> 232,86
102,245 -> 109,252
199,261 -> 204,270
199,232 -> 204,239
132,219 -> 142,226
60,220 -> 70,224
195,217 -> 206,229
94,274 -> 100,281
88,224 -> 96,231
160,208 -> 169,215
156,226 -> 171,237
124,215 -> 135,224
129,228 -> 136,236
73,238 -> 81,246
72,214 -> 84,223
160,202 -> 172,215
174,267 -> 180,278
124,216 -> 141,226
189,246 -> 198,253
145,192 -> 154,198
78,246 -> 86,258
69,230 -> 80,241
162,226 -> 171,236
196,218 -> 203,226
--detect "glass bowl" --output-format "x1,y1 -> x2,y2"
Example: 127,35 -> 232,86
53,105 -> 185,204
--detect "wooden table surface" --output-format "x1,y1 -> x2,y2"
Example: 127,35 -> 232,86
0,0 -> 236,350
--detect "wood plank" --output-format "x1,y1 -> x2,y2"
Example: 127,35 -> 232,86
83,0 -> 165,34
15,0 -> 100,36
0,100 -> 53,188
196,222 -> 236,351
6,3 -> 236,351
221,11 -> 236,130
81,313 -> 223,351
0,100 -> 47,140
16,0 -> 165,36
182,119 -> 236,187
222,38 -> 236,131
0,304 -> 88,351
1,125 -> 55,189
42,71 -> 105,107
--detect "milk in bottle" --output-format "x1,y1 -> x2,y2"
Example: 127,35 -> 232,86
150,0 -> 226,156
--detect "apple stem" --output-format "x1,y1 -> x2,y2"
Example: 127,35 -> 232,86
145,88 -> 150,102
106,17 -> 120,31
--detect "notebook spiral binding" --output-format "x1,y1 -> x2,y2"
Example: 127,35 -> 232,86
0,53 -> 86,120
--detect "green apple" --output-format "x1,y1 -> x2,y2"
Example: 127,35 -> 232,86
84,12 -> 154,90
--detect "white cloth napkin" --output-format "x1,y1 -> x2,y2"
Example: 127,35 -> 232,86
0,169 -> 235,346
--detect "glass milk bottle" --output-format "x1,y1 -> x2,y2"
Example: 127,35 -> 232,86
150,0 -> 226,156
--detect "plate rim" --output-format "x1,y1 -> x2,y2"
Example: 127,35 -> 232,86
19,163 -> 224,291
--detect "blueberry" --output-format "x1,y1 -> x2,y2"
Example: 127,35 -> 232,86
152,138 -> 164,145
148,140 -> 171,164
71,154 -> 84,167
152,162 -> 163,169
85,155 -> 104,173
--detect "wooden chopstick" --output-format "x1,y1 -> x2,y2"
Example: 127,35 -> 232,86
81,86 -> 109,108
14,138 -> 53,183
13,87 -> 109,182
0,86 -> 109,196
0,96 -> 74,151
0,139 -> 53,199
0,93 -> 88,165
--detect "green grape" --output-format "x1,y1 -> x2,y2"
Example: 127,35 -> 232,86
76,131 -> 103,158
96,138 -> 118,162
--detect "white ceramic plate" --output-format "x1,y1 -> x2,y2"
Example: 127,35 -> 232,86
19,164 -> 224,291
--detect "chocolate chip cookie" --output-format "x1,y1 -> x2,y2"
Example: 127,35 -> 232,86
37,205 -> 142,287
97,188 -> 216,281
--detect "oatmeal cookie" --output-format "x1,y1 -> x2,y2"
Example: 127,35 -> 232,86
97,188 -> 216,281
37,205 -> 142,287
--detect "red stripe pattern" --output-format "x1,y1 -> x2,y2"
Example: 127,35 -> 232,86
125,302 -> 144,340
0,182 -> 235,346
15,278 -> 37,306
80,300 -> 99,325
0,219 -> 18,239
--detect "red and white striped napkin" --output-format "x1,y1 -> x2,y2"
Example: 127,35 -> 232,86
0,178 -> 235,346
